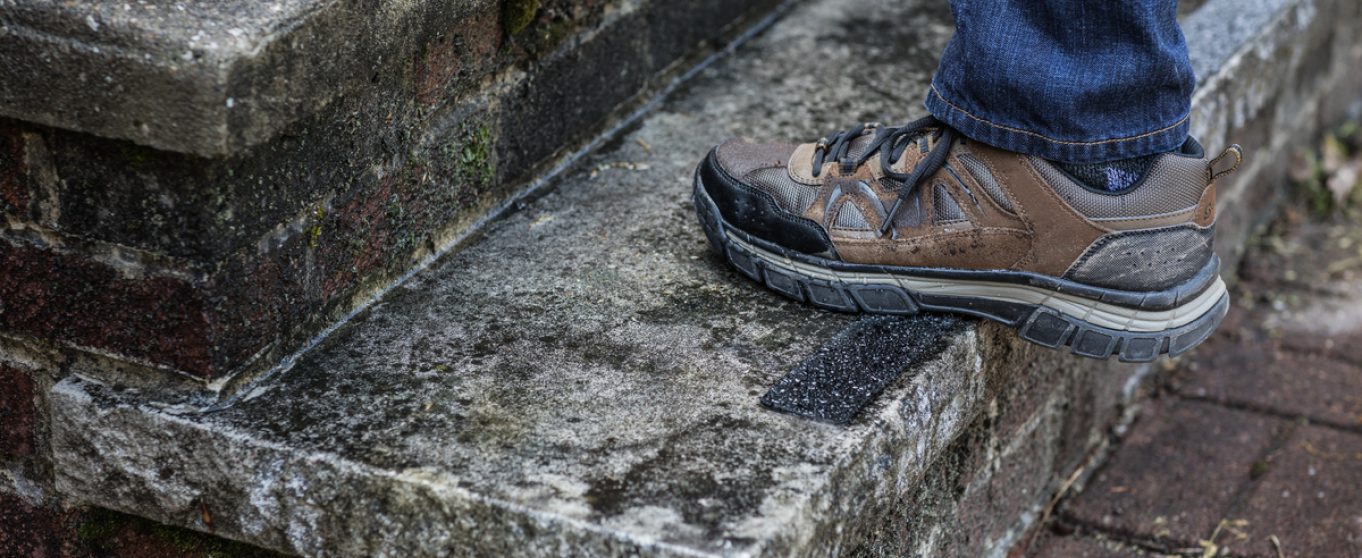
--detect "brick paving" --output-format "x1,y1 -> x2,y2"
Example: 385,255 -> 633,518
1063,400 -> 1287,550
1031,206 -> 1362,557
1029,532 -> 1154,558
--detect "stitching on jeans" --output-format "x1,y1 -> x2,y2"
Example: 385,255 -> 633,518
929,84 -> 1190,147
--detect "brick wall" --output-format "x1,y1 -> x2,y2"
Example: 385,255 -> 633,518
0,493 -> 284,558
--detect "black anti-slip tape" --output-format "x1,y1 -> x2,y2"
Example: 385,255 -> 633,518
760,314 -> 964,425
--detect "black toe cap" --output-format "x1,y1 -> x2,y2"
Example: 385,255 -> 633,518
697,148 -> 837,259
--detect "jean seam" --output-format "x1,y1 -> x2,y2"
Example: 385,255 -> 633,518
929,84 -> 1189,147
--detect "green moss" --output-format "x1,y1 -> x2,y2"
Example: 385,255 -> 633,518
447,122 -> 496,192
502,0 -> 541,35
308,206 -> 326,248
1296,148 -> 1332,215
118,143 -> 152,171
75,510 -> 122,543
385,194 -> 405,222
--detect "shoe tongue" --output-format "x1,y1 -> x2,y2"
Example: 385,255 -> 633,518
885,135 -> 929,173
861,127 -> 938,173
832,126 -> 935,175
844,132 -> 876,162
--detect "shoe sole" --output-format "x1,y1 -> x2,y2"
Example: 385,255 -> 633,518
693,173 -> 1228,362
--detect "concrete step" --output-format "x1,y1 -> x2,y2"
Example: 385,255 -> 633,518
0,0 -> 770,157
42,0 -> 1362,556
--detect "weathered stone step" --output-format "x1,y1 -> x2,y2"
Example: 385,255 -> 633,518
45,0 -> 1362,556
0,0 -> 767,157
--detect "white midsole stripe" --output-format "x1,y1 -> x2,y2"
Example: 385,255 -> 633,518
728,233 -> 1226,333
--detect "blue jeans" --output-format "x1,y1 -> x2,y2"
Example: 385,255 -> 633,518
925,0 -> 1195,164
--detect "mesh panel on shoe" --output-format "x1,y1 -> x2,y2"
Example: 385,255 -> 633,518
957,153 -> 1015,213
832,203 -> 871,230
946,166 -> 981,210
844,133 -> 876,162
1030,156 -> 1206,219
745,167 -> 818,213
933,183 -> 965,222
892,195 -> 923,228
716,141 -> 798,177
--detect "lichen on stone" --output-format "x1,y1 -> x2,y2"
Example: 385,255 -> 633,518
307,206 -> 326,248
502,0 -> 541,35
448,122 -> 496,191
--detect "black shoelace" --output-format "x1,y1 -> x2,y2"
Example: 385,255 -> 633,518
811,116 -> 957,236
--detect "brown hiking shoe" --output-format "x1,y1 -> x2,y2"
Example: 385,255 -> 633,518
692,117 -> 1244,361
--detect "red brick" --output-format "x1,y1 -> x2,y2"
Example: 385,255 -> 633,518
1179,344 -> 1362,428
0,149 -> 472,381
0,494 -> 284,557
1236,425 -> 1362,558
1063,399 -> 1285,547
0,493 -> 78,557
0,363 -> 36,456
0,126 -> 30,214
0,239 -> 214,377
415,6 -> 502,107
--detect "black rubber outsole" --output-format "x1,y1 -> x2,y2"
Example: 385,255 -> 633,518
693,175 -> 1228,362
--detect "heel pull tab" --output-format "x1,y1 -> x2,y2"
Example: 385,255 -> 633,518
1208,144 -> 1244,181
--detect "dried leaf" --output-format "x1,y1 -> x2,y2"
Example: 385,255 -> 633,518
1269,534 -> 1284,558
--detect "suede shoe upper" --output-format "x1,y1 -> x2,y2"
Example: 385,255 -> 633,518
699,120 -> 1226,291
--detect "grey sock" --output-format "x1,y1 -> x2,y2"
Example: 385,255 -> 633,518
1056,154 -> 1161,192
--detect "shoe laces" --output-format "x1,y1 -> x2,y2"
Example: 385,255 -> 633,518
811,116 -> 957,236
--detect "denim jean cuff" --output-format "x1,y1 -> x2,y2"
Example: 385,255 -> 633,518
924,83 -> 1191,164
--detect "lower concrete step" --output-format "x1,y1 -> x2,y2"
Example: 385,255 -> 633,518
45,0 -> 1362,556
